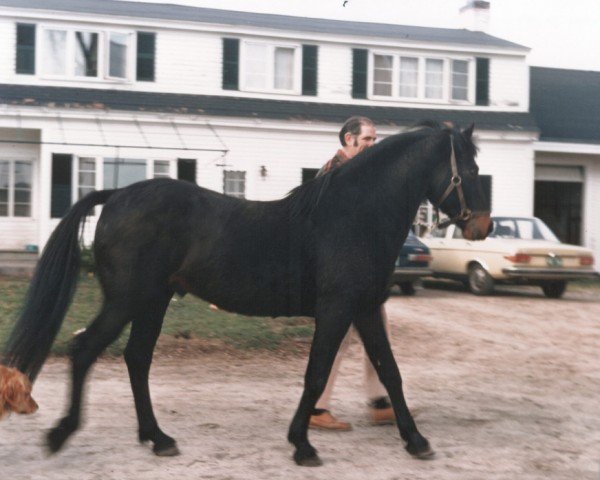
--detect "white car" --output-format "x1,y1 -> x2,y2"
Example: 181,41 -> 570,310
422,216 -> 599,298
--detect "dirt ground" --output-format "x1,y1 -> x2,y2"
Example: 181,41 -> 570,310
1,283 -> 599,480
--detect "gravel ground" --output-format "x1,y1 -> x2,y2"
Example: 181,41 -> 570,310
1,284 -> 599,480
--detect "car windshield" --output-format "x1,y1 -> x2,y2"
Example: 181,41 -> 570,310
489,217 -> 560,241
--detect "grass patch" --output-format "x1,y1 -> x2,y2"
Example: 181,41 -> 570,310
0,276 -> 315,357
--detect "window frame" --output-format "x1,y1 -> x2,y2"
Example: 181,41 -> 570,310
239,40 -> 302,95
0,158 -> 33,218
223,170 -> 246,198
38,25 -> 135,83
368,50 -> 475,105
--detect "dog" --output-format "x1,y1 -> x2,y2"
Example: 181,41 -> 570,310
0,365 -> 38,420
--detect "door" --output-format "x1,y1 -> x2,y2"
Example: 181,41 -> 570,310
534,181 -> 582,245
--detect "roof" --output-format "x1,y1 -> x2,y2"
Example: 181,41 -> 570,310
0,84 -> 538,132
0,0 -> 527,50
530,67 -> 600,144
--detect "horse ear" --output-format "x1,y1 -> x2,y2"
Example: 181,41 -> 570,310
462,123 -> 475,140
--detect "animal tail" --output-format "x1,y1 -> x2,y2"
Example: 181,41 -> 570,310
1,189 -> 117,382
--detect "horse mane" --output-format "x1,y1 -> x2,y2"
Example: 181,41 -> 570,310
284,119 -> 478,219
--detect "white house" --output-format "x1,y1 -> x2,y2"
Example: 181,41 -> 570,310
2,0 -> 595,271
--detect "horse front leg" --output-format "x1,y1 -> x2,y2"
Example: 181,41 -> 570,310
354,307 -> 434,459
287,308 -> 352,467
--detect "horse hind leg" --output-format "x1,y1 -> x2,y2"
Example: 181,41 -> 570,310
124,292 -> 179,456
47,300 -> 130,453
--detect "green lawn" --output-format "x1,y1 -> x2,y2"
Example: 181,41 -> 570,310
0,276 -> 315,357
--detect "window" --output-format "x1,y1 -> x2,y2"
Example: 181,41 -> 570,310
399,57 -> 418,98
44,29 -> 67,75
78,157 -> 96,199
41,27 -> 132,81
241,41 -> 300,93
103,158 -> 145,189
74,31 -> 98,77
223,171 -> 246,198
425,59 -> 444,99
0,160 -> 32,217
452,60 -> 469,101
16,23 -> 36,74
153,160 -> 170,178
369,52 -> 473,104
373,54 -> 393,96
108,33 -> 128,79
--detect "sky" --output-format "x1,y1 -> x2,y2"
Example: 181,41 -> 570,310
126,0 -> 600,71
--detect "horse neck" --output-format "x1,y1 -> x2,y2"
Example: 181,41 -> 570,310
357,137 -> 436,239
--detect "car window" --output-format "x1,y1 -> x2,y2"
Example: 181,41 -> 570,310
430,227 -> 447,238
489,217 -> 560,241
452,227 -> 464,239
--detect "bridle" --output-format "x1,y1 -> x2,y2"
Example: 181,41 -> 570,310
434,136 -> 486,229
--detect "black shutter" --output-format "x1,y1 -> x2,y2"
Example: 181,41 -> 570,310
352,49 -> 368,99
475,57 -> 490,106
177,159 -> 197,184
480,174 -> 492,211
16,23 -> 36,75
222,38 -> 239,90
302,45 -> 318,96
136,32 -> 156,82
51,154 -> 72,218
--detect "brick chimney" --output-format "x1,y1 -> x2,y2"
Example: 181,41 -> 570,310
459,1 -> 490,32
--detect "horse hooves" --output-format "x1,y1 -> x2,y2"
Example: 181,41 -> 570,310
153,443 -> 180,457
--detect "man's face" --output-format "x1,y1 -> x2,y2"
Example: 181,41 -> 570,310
344,124 -> 377,158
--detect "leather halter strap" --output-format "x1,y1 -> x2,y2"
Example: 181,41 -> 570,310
434,136 -> 485,229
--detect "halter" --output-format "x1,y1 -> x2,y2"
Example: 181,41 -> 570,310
434,136 -> 476,229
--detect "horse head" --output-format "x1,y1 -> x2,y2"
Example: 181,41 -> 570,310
426,122 -> 492,241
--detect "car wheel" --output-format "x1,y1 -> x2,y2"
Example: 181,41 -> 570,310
468,264 -> 494,295
399,281 -> 416,296
541,280 -> 567,298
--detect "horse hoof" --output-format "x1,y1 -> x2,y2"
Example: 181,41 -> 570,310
295,453 -> 323,467
154,443 -> 180,457
46,428 -> 69,454
293,446 -> 322,467
406,440 -> 435,460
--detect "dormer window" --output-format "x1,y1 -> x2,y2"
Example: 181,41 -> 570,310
40,27 -> 132,82
367,51 -> 475,104
240,40 -> 301,94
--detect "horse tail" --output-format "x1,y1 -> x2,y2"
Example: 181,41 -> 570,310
2,189 -> 117,382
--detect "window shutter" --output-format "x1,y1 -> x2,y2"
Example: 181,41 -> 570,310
136,32 -> 156,82
222,38 -> 239,90
302,45 -> 318,96
480,174 -> 492,211
352,49 -> 368,99
51,154 -> 72,218
475,57 -> 490,106
177,159 -> 197,184
16,23 -> 36,75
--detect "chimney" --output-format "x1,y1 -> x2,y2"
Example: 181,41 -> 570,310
459,1 -> 490,32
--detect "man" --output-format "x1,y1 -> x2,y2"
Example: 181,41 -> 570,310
309,116 -> 395,431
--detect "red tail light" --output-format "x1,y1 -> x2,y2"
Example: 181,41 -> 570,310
580,256 -> 594,266
408,254 -> 432,263
504,253 -> 531,263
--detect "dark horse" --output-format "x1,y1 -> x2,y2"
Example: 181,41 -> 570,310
1,121 -> 491,466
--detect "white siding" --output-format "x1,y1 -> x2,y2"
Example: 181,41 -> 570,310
476,138 -> 535,216
489,56 -> 529,110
